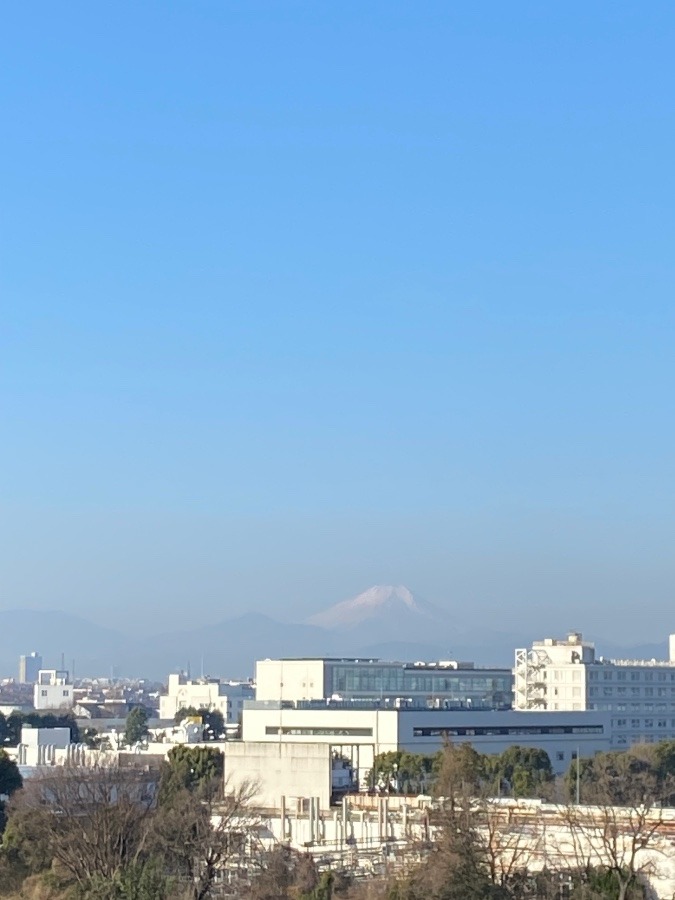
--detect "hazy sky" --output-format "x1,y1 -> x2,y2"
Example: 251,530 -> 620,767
2,3 -> 675,642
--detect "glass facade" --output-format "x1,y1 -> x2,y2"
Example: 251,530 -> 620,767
326,663 -> 512,709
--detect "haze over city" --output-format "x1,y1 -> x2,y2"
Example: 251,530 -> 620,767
3,3 -> 675,647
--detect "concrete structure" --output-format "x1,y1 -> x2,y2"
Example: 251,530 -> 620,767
242,702 -> 611,779
241,796 -> 675,898
255,658 -> 512,709
16,724 -> 75,766
159,674 -> 254,724
33,669 -> 74,710
19,652 -> 42,684
222,741 -> 337,810
515,632 -> 675,748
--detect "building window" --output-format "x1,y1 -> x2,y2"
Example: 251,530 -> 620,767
63,690 -> 69,697
645,672 -> 654,682
631,672 -> 641,681
631,719 -> 640,728
603,688 -> 613,696
556,752 -> 565,761
41,690 -> 47,697
603,671 -> 613,681
265,726 -> 374,737
617,671 -> 627,681
658,719 -> 667,728
645,719 -> 654,728
645,688 -> 654,697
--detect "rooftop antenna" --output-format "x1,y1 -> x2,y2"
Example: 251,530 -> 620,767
200,655 -> 204,679
61,651 -> 65,672
187,659 -> 191,679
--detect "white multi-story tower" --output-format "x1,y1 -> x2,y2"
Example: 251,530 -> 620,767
33,669 -> 74,710
515,632 -> 675,748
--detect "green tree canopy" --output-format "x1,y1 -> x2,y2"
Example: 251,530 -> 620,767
158,745 -> 224,806
124,707 -> 150,747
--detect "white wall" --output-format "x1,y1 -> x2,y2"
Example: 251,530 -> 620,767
223,741 -> 333,809
396,709 -> 611,775
255,660 -> 326,702
33,683 -> 74,710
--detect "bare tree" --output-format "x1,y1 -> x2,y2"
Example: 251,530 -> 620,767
476,798 -> 542,893
152,777 -> 261,900
561,801 -> 665,900
7,762 -> 157,887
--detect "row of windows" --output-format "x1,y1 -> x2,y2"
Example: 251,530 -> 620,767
613,718 -> 673,729
589,686 -> 673,697
589,702 -> 675,712
412,725 -> 604,738
328,666 -> 511,698
265,726 -> 374,737
588,670 -> 675,682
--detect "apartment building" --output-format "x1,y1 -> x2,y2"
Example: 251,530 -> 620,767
33,670 -> 74,710
514,632 -> 675,748
159,673 -> 254,724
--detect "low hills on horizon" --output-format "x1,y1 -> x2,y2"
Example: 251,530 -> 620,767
0,585 -> 667,682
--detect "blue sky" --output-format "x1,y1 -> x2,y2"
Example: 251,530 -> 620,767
2,3 -> 675,641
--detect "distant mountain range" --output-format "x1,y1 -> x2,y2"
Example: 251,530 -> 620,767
0,585 -> 668,682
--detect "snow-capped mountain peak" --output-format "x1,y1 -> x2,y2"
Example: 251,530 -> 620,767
305,585 -> 439,631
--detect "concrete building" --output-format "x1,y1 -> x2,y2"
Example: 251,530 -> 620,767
255,658 -> 512,709
242,701 -> 611,779
19,652 -> 42,684
159,673 -> 254,724
222,741 -> 342,810
33,669 -> 74,710
515,632 -> 675,748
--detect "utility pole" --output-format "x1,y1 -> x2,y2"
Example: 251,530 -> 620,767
575,745 -> 581,805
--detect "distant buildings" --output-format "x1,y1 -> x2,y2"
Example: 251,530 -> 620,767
19,652 -> 42,684
515,631 -> 675,748
159,673 -> 254,724
33,669 -> 74,711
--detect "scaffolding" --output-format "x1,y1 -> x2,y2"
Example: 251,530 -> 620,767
514,647 -> 551,710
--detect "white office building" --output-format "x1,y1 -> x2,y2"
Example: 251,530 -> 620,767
159,673 -> 254,724
33,670 -> 74,710
515,632 -> 675,748
256,658 -> 512,709
242,701 -> 610,779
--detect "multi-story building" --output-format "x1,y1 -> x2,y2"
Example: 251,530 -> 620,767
514,632 -> 675,748
19,652 -> 42,684
255,658 -> 512,710
33,670 -> 74,710
159,673 -> 254,724
242,700 -> 610,779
